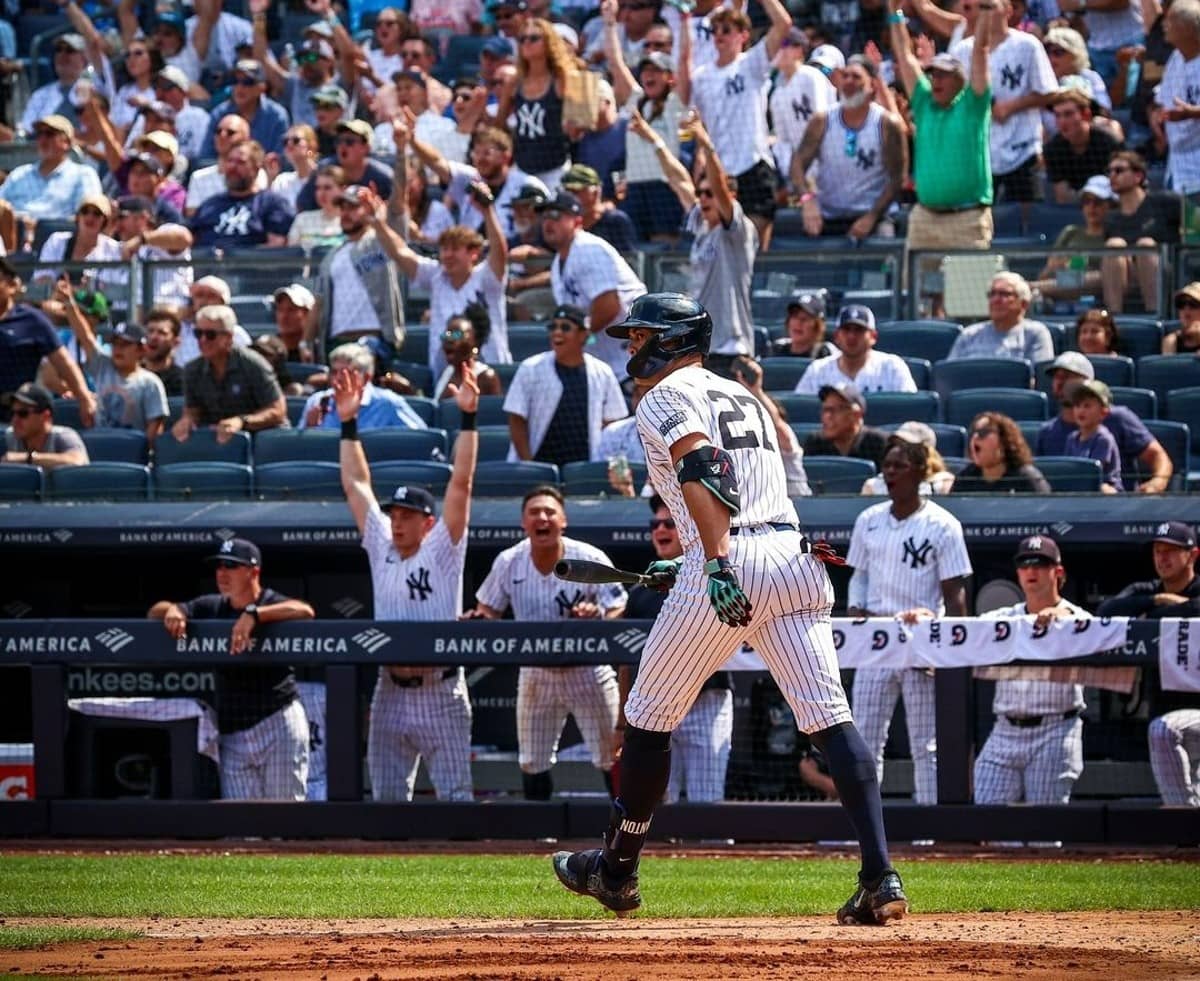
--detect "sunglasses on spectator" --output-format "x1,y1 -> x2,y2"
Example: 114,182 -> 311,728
284,135 -> 309,146
402,49 -> 425,59
986,288 -> 1017,299
649,518 -> 675,530
297,52 -> 322,64
216,126 -> 242,136
697,187 -> 714,198
195,328 -> 227,341
336,135 -> 366,146
127,48 -> 149,57
713,24 -> 742,35
376,16 -> 400,25
442,328 -> 468,342
1044,44 -> 1066,54
971,426 -> 997,438
54,44 -> 78,54
10,408 -> 36,418
518,33 -> 543,43
546,320 -> 580,332
1107,165 -> 1131,175
454,91 -> 473,102
233,76 -> 260,86
78,206 -> 105,218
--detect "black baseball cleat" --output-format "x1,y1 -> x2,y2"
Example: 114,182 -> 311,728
551,848 -> 641,918
836,868 -> 909,926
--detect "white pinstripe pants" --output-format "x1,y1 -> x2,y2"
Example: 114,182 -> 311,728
296,681 -> 327,801
666,688 -> 734,803
852,668 -> 937,805
517,665 -> 620,773
1148,709 -> 1200,807
626,528 -> 852,736
367,669 -> 474,802
973,715 -> 1084,805
219,699 -> 309,801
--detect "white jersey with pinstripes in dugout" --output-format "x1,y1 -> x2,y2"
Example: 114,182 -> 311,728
846,499 -> 973,804
624,363 -> 853,737
476,537 -> 627,776
361,505 -> 474,803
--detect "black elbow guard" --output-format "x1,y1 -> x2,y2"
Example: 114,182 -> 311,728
675,445 -> 741,516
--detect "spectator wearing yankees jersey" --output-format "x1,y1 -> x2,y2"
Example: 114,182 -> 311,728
789,55 -> 907,241
975,535 -> 1089,807
633,113 -> 756,366
467,485 -> 627,800
149,538 -> 312,800
795,305 -> 917,394
953,411 -> 1051,493
539,190 -> 648,379
949,0 -> 1058,205
337,362 -> 480,802
770,29 -> 836,182
619,495 -> 735,802
846,436 -> 972,805
803,382 -> 890,471
688,0 -> 794,249
189,140 -> 294,250
505,303 -> 628,466
946,272 -> 1055,363
1158,1 -> 1200,199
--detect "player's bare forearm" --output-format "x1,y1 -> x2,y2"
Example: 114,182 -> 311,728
681,480 -> 731,560
257,599 -> 316,623
339,437 -> 376,534
941,576 -> 970,616
508,414 -> 533,460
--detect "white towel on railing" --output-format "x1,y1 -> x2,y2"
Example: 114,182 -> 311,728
1158,619 -> 1200,693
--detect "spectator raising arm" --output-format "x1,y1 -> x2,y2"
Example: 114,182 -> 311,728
439,364 -> 480,546
629,110 -> 695,211
691,117 -> 734,226
357,184 -> 422,279
189,0 -> 221,65
907,0 -> 966,41
249,0 -> 289,97
970,1 -> 994,97
759,0 -> 794,60
602,0 -> 636,107
889,0 -> 924,97
336,365 -> 381,536
406,107 -> 453,187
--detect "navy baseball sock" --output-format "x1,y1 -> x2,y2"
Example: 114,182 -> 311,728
810,722 -> 891,883
600,725 -> 671,879
522,769 -> 553,801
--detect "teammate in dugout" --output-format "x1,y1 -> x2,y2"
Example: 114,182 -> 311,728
552,293 -> 908,925
336,363 -> 480,802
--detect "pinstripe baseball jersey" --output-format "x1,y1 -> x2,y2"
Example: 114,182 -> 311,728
362,507 -> 467,621
476,536 -> 627,620
846,500 -> 972,615
794,350 -> 917,394
981,600 -> 1087,715
636,364 -> 797,552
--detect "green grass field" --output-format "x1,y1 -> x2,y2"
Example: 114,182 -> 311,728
1,855 -> 1197,921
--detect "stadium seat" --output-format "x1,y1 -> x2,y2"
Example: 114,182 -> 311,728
286,395 -> 309,427
944,388 -> 1049,427
754,325 -> 772,359
472,461 -> 560,496
451,425 -> 512,462
0,463 -> 43,501
253,428 -> 339,464
1023,203 -> 1081,242
862,391 -> 940,425
932,358 -> 1033,400
991,202 -> 1025,237
903,357 -> 933,390
874,321 -> 961,362
1112,319 -> 1164,360
508,324 -> 549,361
760,357 -> 811,392
255,461 -> 343,499
773,393 -> 822,424
1110,386 -> 1158,419
389,360 -> 435,397
153,462 -> 254,500
395,326 -> 430,364
881,422 -> 967,457
803,456 -> 876,494
435,394 -> 508,429
286,363 -> 328,386
1085,355 -> 1136,388
492,362 -> 521,393
1141,420 -> 1190,491
942,455 -> 970,475
370,461 -> 455,498
45,462 -> 151,501
1032,456 -> 1103,492
361,428 -> 448,462
1164,387 -> 1200,470
1018,419 -> 1046,452
561,460 -> 649,496
1044,320 -> 1067,355
406,396 -> 437,426
154,430 -> 252,466
1137,355 -> 1200,408
80,429 -> 149,464
435,34 -> 491,81
49,398 -> 83,431
166,396 -> 186,427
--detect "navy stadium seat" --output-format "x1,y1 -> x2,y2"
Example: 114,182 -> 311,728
1110,386 -> 1158,419
154,462 -> 254,500
45,463 -> 151,501
473,461 -> 559,496
492,362 -> 521,393
1018,419 -> 1045,452
1141,419 -> 1190,491
1044,320 -> 1067,355
450,425 -> 512,462
875,321 -> 961,362
361,428 -> 448,462
790,421 -> 823,443
390,360 -> 435,396
253,428 -> 339,464
0,464 -> 43,501
286,363 -> 328,386
286,395 -> 309,427
1084,355 -> 1136,388
903,357 -> 933,390
562,460 -> 649,496
862,391 -> 940,425
370,461 -> 454,498
255,461 -> 343,499
1164,387 -> 1200,471
154,430 -> 251,466
944,388 -> 1049,427
1112,319 -> 1164,360
49,398 -> 83,431
395,326 -> 430,364
773,393 -> 822,424
759,357 -> 811,392
79,429 -> 149,464
435,394 -> 508,429
1023,203 -> 1081,241
405,396 -> 437,426
942,455 -> 970,475
166,396 -> 186,427
508,325 -> 549,361
1137,355 -> 1200,407
1032,457 -> 1103,492
803,456 -> 876,494
932,358 -> 1033,400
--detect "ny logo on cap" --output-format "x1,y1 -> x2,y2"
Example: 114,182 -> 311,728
1027,536 -> 1042,550
395,487 -> 409,500
220,540 -> 235,553
1157,523 -> 1171,536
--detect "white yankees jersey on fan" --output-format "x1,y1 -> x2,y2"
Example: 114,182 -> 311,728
1159,51 -> 1200,195
637,363 -> 797,553
769,65 -> 836,174
412,256 -> 510,375
690,40 -> 773,175
1083,3 -> 1143,50
950,31 -> 1057,175
847,499 -> 972,616
981,599 -> 1088,715
476,537 -> 627,620
795,350 -> 917,394
362,507 -> 466,620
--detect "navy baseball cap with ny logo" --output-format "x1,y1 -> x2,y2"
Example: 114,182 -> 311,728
206,537 -> 261,567
383,485 -> 436,515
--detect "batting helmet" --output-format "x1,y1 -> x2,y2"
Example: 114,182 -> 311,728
607,292 -> 713,380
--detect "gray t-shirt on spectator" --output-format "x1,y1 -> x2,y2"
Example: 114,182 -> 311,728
687,201 -> 758,356
87,352 -> 170,430
947,318 -> 1055,363
5,424 -> 88,459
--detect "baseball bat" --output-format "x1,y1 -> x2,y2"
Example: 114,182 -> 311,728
555,558 -> 653,587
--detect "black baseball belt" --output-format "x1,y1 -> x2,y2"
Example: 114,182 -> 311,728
388,667 -> 458,688
1004,708 -> 1082,728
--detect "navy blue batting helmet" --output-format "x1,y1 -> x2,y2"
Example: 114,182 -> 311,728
607,292 -> 713,379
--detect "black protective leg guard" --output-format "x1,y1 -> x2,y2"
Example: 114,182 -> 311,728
601,725 -> 671,878
810,722 -> 892,884
522,769 -> 553,801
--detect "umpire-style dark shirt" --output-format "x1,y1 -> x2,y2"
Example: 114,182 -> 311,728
1096,573 -> 1200,620
179,587 -> 299,733
625,584 -> 732,693
183,345 -> 283,425
1044,126 -> 1123,191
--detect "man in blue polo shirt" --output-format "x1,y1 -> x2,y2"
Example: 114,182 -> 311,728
1036,351 -> 1173,492
0,115 -> 103,222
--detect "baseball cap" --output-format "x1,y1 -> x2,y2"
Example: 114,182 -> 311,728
193,275 -> 232,304
309,84 -> 348,108
893,420 -> 937,448
787,291 -> 825,318
781,26 -> 808,48
1063,377 -> 1112,407
139,131 -> 178,158
507,183 -> 548,208
638,51 -> 675,73
562,163 -> 601,189
551,303 -> 588,329
595,77 -> 615,105
74,288 -> 110,320
8,382 -> 53,413
151,11 -> 186,34
117,194 -> 155,216
928,53 -> 966,78
836,304 -> 877,331
234,59 -> 266,83
818,381 -> 866,412
156,65 -> 190,91
110,322 -> 147,346
206,537 -> 262,567
337,183 -> 369,205
393,68 -> 428,88
141,100 -> 177,123
808,43 -> 844,73
1150,521 -> 1198,548
1014,535 -> 1061,567
35,114 -> 75,139
481,36 -> 514,58
299,38 -> 335,60
273,283 -> 317,310
78,193 -> 112,218
846,53 -> 878,78
0,256 -> 19,279
336,119 -> 374,142
55,33 -> 86,52
126,150 -> 165,176
382,484 -> 437,515
1081,175 -> 1115,202
1176,282 -> 1200,306
1043,351 -> 1094,380
304,20 -> 335,39
535,189 -> 583,216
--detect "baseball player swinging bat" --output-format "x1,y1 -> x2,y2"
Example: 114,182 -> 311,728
555,559 -> 661,588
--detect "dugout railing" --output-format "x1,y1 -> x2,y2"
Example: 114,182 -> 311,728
2,617 -> 1195,845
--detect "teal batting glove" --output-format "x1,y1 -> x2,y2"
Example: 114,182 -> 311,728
704,557 -> 752,628
644,557 -> 682,592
